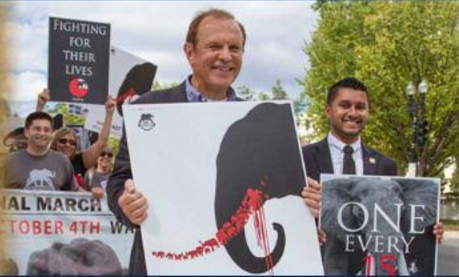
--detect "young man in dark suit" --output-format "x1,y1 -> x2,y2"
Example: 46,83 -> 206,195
301,77 -> 443,249
107,9 -> 245,275
303,77 -> 397,183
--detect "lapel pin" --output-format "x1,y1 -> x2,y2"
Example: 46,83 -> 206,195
369,158 -> 376,164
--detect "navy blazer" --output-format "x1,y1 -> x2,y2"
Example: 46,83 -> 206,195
302,138 -> 397,182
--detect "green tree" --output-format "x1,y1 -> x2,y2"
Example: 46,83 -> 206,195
271,79 -> 289,100
257,92 -> 271,101
237,80 -> 291,102
293,93 -> 307,115
152,81 -> 179,91
236,85 -> 255,101
302,1 -> 459,177
255,79 -> 290,101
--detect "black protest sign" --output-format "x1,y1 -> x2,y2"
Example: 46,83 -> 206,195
48,17 -> 110,104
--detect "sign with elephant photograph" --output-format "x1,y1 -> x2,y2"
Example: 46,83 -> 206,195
123,101 -> 324,275
319,174 -> 440,276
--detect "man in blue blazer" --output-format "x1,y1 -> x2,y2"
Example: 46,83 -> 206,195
107,9 -> 245,275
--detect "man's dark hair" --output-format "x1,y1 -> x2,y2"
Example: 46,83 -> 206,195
25,111 -> 53,129
327,77 -> 368,105
186,8 -> 246,47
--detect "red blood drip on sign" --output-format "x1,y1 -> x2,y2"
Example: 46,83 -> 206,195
253,195 -> 274,275
365,254 -> 372,276
151,187 -> 275,275
116,88 -> 136,104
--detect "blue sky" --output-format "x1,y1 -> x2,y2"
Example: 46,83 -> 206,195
8,1 -> 318,116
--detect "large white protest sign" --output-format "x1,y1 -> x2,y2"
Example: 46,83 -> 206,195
0,190 -> 134,275
84,103 -> 123,139
123,101 -> 323,275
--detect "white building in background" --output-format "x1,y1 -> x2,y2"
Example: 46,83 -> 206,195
443,162 -> 457,194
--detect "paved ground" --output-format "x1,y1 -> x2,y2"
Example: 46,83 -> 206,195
437,231 -> 459,275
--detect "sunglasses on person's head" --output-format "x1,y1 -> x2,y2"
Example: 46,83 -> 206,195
101,151 -> 113,158
58,138 -> 77,146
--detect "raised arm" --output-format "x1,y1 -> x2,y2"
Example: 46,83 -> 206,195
81,97 -> 116,169
36,88 -> 50,112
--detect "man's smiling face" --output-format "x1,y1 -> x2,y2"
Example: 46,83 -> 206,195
184,16 -> 244,99
326,87 -> 369,144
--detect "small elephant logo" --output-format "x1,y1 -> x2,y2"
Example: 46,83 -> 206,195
138,113 -> 155,131
25,169 -> 56,190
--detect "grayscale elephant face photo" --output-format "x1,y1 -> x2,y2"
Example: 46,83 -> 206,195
320,176 -> 439,276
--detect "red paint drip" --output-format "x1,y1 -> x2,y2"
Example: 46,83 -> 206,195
254,201 -> 274,275
115,88 -> 136,104
364,254 -> 372,276
151,186 -> 275,274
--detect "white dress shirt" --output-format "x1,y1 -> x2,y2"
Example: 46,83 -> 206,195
327,132 -> 364,175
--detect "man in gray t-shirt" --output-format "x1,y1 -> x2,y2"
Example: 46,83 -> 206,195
3,111 -> 78,191
5,149 -> 77,191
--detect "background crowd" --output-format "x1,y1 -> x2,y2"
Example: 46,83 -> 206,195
1,89 -> 116,199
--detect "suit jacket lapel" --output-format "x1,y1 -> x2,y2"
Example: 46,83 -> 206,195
317,139 -> 334,174
172,81 -> 188,102
362,143 -> 377,175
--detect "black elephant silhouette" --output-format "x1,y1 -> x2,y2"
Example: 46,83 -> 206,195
214,102 -> 305,273
116,62 -> 156,116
